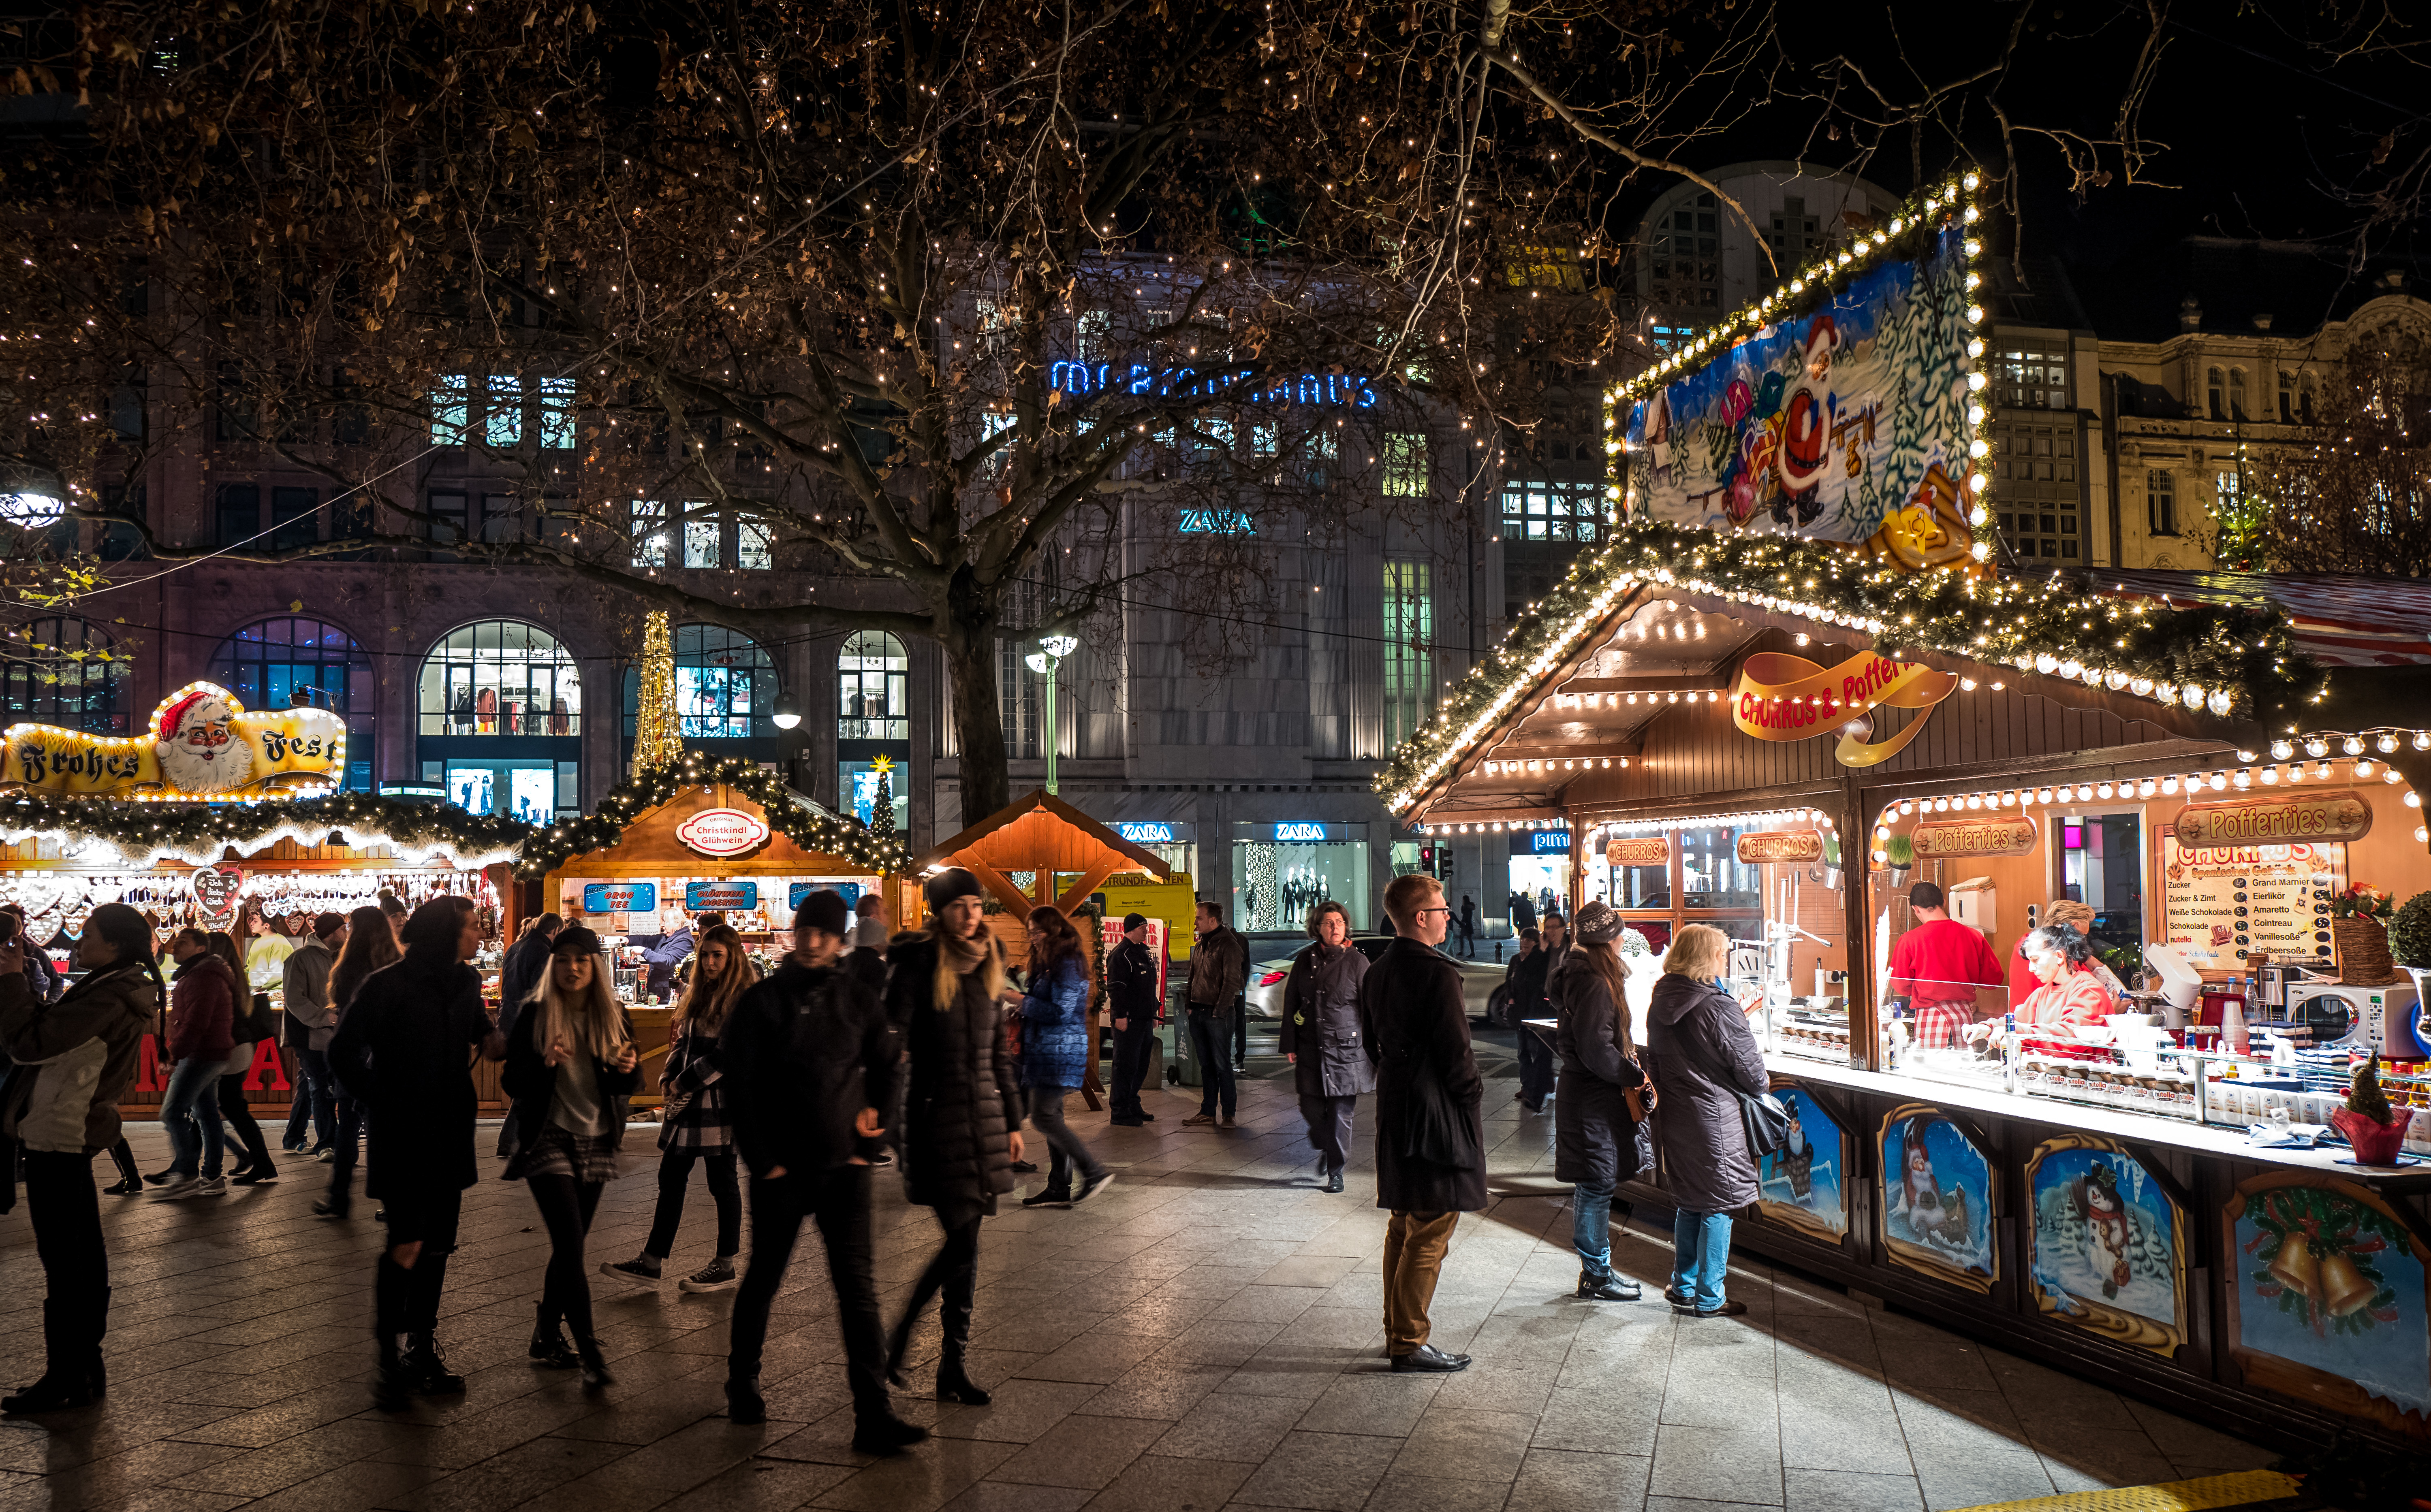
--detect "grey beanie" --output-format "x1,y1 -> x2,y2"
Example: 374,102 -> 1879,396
1573,900 -> 1624,945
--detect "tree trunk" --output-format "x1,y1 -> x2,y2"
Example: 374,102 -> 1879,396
941,617 -> 1011,831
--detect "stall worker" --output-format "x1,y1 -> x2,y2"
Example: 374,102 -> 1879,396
1887,881 -> 2004,1049
2006,899 -> 2126,1011
2014,924 -> 2119,1031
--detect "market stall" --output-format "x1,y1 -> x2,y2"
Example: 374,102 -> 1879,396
0,679 -> 531,1113
520,755 -> 911,1101
1381,171 -> 2431,1452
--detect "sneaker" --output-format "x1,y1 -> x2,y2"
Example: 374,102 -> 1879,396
678,1257 -> 740,1293
193,1177 -> 226,1196
1181,1113 -> 1216,1126
230,1168 -> 278,1186
150,1177 -> 201,1200
315,1149 -> 337,1164
601,1254 -> 663,1284
1020,1188 -> 1072,1209
280,1142 -> 306,1155
1073,1172 -> 1117,1205
1217,1116 -> 1237,1130
142,1169 -> 180,1186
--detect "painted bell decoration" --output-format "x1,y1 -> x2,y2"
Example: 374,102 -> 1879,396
2316,1250 -> 2377,1318
2267,1238 -> 2319,1301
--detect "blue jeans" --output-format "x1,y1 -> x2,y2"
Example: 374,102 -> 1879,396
160,1057 -> 225,1179
1670,1209 -> 1734,1312
283,1047 -> 336,1149
1573,1183 -> 1616,1280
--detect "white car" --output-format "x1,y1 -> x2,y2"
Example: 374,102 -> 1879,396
1241,936 -> 1506,1019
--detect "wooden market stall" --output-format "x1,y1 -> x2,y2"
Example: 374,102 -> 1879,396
909,790 -> 1181,1108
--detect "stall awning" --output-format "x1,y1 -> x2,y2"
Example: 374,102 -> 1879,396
916,791 -> 1175,918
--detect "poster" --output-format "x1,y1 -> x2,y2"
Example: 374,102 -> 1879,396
2160,837 -> 2340,970
2025,1136 -> 2187,1357
685,881 -> 760,912
1624,224 -> 1974,560
2226,1174 -> 2431,1437
579,882 -> 657,914
1878,1104 -> 1997,1292
1756,1083 -> 1847,1241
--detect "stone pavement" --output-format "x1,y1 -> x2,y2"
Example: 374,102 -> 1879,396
0,1066 -> 2279,1512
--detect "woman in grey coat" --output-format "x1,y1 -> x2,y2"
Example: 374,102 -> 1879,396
1553,903 -> 1653,1301
1643,923 -> 1766,1318
1280,901 -> 1374,1193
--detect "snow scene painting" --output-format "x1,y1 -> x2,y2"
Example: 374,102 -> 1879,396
1757,1085 -> 1847,1241
2230,1176 -> 2431,1429
2027,1139 -> 2185,1355
1879,1105 -> 1997,1291
1623,224 -> 1973,566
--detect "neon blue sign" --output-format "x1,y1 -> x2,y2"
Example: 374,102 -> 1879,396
1116,821 -> 1177,844
1048,360 -> 1378,409
1530,830 -> 1572,854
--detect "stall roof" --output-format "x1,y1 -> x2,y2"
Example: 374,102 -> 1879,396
2085,570 -> 2431,667
916,791 -> 1175,918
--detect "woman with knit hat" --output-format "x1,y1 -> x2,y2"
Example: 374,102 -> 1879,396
1554,902 -> 1655,1301
880,868 -> 1025,1408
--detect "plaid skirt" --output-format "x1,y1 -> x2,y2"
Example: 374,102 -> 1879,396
521,1125 -> 622,1185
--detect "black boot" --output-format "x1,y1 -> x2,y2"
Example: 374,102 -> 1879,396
401,1335 -> 466,1395
1,1301 -> 97,1414
936,1346 -> 990,1407
851,1412 -> 930,1456
575,1334 -> 613,1390
372,1336 -> 412,1412
529,1318 -> 579,1369
725,1374 -> 766,1425
882,1311 -> 916,1390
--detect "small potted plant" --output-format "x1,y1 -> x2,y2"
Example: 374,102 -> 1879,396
2330,884 -> 2401,985
2331,1055 -> 2411,1166
1883,832 -> 1914,888
2393,889 -> 2431,1003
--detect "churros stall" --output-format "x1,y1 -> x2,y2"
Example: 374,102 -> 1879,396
1382,171 -> 2431,1452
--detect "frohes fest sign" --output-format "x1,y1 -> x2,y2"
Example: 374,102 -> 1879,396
1731,649 -> 1958,768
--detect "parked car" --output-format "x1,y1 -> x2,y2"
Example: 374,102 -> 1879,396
1243,935 -> 1504,1019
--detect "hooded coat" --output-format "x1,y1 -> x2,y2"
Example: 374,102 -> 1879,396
888,932 -> 1023,1228
1280,939 -> 1374,1099
1357,938 -> 1487,1213
1016,952 -> 1091,1090
1551,956 -> 1651,1189
0,960 -> 158,1154
1643,971 -> 1767,1214
167,951 -> 237,1065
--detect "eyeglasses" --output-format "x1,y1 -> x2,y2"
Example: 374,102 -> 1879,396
1414,906 -> 1453,919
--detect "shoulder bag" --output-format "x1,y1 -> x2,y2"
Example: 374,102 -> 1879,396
1673,993 -> 1792,1158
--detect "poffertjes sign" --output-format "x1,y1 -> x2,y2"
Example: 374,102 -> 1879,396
1910,815 -> 2038,858
2172,791 -> 2373,848
1732,649 -> 1957,768
2,681 -> 345,798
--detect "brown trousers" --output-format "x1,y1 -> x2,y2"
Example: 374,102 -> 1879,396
1381,1209 -> 1459,1356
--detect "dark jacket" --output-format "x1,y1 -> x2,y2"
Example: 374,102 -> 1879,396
282,935 -> 337,1051
1508,947 -> 1551,1021
499,1004 -> 643,1177
889,933 -> 1022,1226
167,951 -> 237,1065
1104,937 -> 1160,1025
1358,938 -> 1487,1213
1017,953 -> 1091,1090
1552,956 -> 1651,1190
1280,939 -> 1375,1099
497,930 -> 554,1044
0,960 -> 158,1154
21,940 -> 60,1006
326,948 -> 498,1199
1644,971 -> 1767,1213
1187,925 -> 1246,1019
845,945 -> 888,1000
718,956 -> 895,1180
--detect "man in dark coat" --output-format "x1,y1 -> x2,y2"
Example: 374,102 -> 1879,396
718,889 -> 921,1453
1104,913 -> 1161,1126
1515,913 -> 1565,1112
1357,873 -> 1485,1374
1181,900 -> 1245,1127
492,912 -> 561,1158
1280,900 -> 1372,1192
326,896 -> 505,1408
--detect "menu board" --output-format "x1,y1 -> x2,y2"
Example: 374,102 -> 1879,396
2159,838 -> 2341,972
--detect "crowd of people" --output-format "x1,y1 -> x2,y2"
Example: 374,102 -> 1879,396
0,853 -> 1971,1423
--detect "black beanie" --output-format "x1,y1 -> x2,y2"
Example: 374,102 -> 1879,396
794,889 -> 850,937
924,868 -> 985,912
1123,912 -> 1149,932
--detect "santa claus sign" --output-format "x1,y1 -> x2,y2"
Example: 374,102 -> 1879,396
0,680 -> 345,798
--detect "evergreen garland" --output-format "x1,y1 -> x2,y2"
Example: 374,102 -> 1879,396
0,790 -> 534,866
1376,516 -> 2327,809
517,752 -> 912,877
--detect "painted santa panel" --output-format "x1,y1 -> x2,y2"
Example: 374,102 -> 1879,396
1756,1084 -> 1847,1241
0,680 -> 343,798
2026,1137 -> 2186,1357
2226,1174 -> 2431,1438
1877,1104 -> 1997,1292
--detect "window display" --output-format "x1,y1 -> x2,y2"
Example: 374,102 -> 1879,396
1232,821 -> 1368,932
418,619 -> 582,736
840,757 -> 910,832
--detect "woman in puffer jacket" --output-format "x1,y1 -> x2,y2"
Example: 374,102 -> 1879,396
1014,906 -> 1111,1209
1,904 -> 164,1414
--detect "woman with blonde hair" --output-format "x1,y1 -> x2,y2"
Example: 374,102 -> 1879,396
603,923 -> 751,1292
501,927 -> 639,1386
1553,902 -> 1654,1300
1644,922 -> 1765,1319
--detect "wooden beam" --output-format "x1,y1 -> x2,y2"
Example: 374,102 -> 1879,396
1055,858 -> 1126,917
963,857 -> 1035,919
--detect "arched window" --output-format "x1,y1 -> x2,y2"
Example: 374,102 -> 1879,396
417,620 -> 583,820
2207,367 -> 2226,420
622,623 -> 776,741
2,616 -> 129,735
210,616 -> 376,789
838,631 -> 910,830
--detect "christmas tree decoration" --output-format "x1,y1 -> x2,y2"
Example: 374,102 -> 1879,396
868,762 -> 898,846
0,790 -> 533,871
630,611 -> 683,779
518,753 -> 912,878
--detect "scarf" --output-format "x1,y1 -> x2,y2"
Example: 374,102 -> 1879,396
932,926 -> 1002,1011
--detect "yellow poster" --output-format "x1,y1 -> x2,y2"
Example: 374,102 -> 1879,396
2,681 -> 345,798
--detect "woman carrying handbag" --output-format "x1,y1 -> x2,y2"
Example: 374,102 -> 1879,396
1552,902 -> 1655,1301
1643,923 -> 1769,1319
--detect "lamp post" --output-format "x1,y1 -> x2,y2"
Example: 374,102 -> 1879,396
1023,633 -> 1079,795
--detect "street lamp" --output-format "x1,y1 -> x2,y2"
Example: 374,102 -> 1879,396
1023,633 -> 1080,795
0,461 -> 68,529
771,693 -> 802,731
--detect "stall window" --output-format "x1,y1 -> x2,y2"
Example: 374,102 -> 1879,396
210,616 -> 377,789
1613,860 -> 1671,909
2057,810 -> 2145,972
1680,826 -> 1760,911
3,616 -> 129,735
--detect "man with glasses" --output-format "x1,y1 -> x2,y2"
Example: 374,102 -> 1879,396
1359,874 -> 1484,1373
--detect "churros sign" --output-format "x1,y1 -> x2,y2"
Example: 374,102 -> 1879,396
1732,649 -> 1957,768
2172,791 -> 2372,848
1606,836 -> 1671,867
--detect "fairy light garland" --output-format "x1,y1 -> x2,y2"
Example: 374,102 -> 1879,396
517,752 -> 912,878
0,791 -> 534,872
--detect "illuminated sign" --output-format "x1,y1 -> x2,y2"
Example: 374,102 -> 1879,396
1275,822 -> 1329,842
1732,650 -> 1957,768
1910,815 -> 2038,859
1530,830 -> 1572,854
787,881 -> 864,912
2173,791 -> 2373,848
2,680 -> 344,799
581,882 -> 657,913
1048,361 -> 1378,409
684,881 -> 760,912
1735,830 -> 1825,864
1116,821 -> 1177,845
1607,836 -> 1671,867
1178,510 -> 1254,535
191,864 -> 244,917
675,807 -> 773,858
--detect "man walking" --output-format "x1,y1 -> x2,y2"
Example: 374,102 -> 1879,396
326,896 -> 505,1409
1457,895 -> 1478,956
1105,913 -> 1161,1126
718,890 -> 923,1456
1281,901 -> 1371,1192
1360,872 -> 1485,1373
1181,900 -> 1245,1128
280,913 -> 346,1158
493,912 -> 560,1159
846,893 -> 891,996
